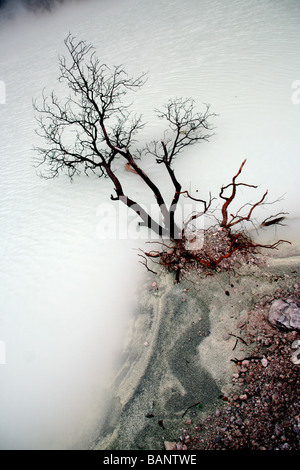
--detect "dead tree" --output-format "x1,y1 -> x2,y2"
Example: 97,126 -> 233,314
33,35 -> 289,283
139,159 -> 290,282
33,34 -> 215,243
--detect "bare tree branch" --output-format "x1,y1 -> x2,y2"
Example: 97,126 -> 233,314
33,34 -> 290,283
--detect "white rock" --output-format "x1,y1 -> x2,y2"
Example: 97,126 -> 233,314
223,333 -> 231,341
164,441 -> 177,450
261,358 -> 268,367
268,299 -> 288,327
239,394 -> 248,401
268,299 -> 300,331
291,349 -> 300,365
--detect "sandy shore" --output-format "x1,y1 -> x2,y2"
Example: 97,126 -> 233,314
93,250 -> 300,451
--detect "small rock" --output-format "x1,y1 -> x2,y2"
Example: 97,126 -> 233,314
275,423 -> 282,436
285,304 -> 300,330
143,341 -> 149,347
292,339 -> 300,349
235,416 -> 243,426
261,358 -> 268,368
291,348 -> 300,365
223,333 -> 231,341
239,394 -> 248,401
268,299 -> 288,327
268,299 -> 300,331
164,441 -> 177,450
272,393 -> 280,405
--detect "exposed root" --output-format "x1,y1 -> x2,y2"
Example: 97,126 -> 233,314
141,228 -> 291,283
140,159 -> 291,282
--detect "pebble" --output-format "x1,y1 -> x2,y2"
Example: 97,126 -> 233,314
261,358 -> 268,367
272,393 -> 280,405
176,443 -> 187,450
291,349 -> 300,365
235,416 -> 243,426
164,441 -> 177,450
239,394 -> 248,401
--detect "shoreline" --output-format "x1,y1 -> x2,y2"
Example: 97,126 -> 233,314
93,250 -> 300,450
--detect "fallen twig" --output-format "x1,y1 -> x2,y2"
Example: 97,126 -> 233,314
230,356 -> 263,364
229,333 -> 248,346
181,401 -> 203,418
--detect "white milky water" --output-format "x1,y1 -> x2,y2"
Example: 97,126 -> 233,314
0,0 -> 299,450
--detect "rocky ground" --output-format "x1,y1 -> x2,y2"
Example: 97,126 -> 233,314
95,248 -> 300,452
175,285 -> 300,451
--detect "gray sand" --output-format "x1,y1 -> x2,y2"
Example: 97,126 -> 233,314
93,250 -> 300,450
